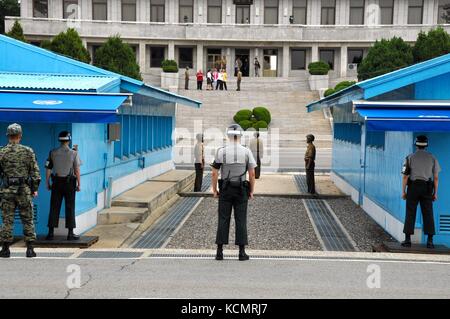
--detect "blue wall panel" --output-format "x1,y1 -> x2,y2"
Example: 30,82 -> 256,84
415,73 -> 450,100
332,139 -> 361,190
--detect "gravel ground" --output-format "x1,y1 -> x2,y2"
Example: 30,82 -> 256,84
166,197 -> 322,251
327,198 -> 395,252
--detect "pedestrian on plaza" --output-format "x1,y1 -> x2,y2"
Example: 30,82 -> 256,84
213,68 -> 219,90
305,134 -> 316,194
211,124 -> 257,261
194,133 -> 205,192
250,131 -> 263,179
45,131 -> 82,241
235,58 -> 242,77
0,124 -> 41,258
217,69 -> 224,90
222,69 -> 228,91
206,69 -> 213,90
236,68 -> 242,91
401,135 -> 440,249
254,57 -> 261,77
185,67 -> 190,90
196,70 -> 204,90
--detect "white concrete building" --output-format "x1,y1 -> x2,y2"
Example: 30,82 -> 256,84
6,0 -> 450,86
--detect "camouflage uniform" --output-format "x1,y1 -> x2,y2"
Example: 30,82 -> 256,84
0,138 -> 41,243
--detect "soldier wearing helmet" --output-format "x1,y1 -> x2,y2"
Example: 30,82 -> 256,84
0,123 -> 41,258
401,135 -> 440,249
194,132 -> 205,192
211,124 -> 257,261
45,131 -> 81,241
305,134 -> 316,194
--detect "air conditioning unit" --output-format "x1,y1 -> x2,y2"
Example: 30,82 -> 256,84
348,63 -> 358,71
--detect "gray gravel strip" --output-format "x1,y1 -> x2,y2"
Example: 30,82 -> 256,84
166,197 -> 322,251
327,198 -> 395,252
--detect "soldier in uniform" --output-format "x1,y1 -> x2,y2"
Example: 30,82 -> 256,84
45,131 -> 81,241
401,135 -> 440,249
305,134 -> 316,194
194,133 -> 205,192
211,124 -> 257,261
0,124 -> 41,258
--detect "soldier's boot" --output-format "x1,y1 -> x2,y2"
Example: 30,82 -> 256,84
215,244 -> 223,261
67,229 -> 80,241
401,234 -> 412,247
46,228 -> 54,241
427,235 -> 435,249
0,243 -> 11,258
26,242 -> 36,258
238,245 -> 249,261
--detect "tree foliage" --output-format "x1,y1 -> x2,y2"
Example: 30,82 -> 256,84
0,0 -> 20,34
6,20 -> 26,42
94,36 -> 142,80
41,28 -> 91,63
357,37 -> 413,81
413,27 -> 450,63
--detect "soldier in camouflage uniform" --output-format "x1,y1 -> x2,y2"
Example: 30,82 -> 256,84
0,124 -> 41,258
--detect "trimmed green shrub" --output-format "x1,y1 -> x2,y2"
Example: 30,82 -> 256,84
413,27 -> 450,63
42,28 -> 91,63
253,107 -> 271,125
233,109 -> 253,123
334,80 -> 356,92
6,20 -> 27,42
253,120 -> 268,130
308,61 -> 330,75
324,88 -> 336,97
161,59 -> 179,73
239,120 -> 254,131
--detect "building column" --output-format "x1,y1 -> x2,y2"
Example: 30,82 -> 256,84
311,44 -> 319,62
196,44 -> 204,72
139,42 -> 147,73
282,44 -> 290,78
21,0 -> 31,18
168,41 -> 175,60
340,45 -> 348,79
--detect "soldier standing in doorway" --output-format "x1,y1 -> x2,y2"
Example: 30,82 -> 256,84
305,134 -> 316,194
401,135 -> 440,249
185,67 -> 190,90
0,124 -> 41,258
45,131 -> 81,241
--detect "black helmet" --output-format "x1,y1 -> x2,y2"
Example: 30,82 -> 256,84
58,131 -> 71,142
415,135 -> 428,147
306,134 -> 315,143
226,124 -> 243,137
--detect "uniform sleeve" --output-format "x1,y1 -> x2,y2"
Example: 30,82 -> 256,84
246,149 -> 257,169
29,149 -> 41,190
211,148 -> 223,169
433,157 -> 441,175
73,151 -> 81,169
45,151 -> 53,170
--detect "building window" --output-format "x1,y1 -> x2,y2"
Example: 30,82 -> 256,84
347,49 -> 364,64
291,49 -> 306,70
207,0 -> 222,23
179,47 -> 194,69
319,49 -> 334,70
408,0 -> 423,24
63,0 -> 79,19
33,0 -> 48,18
349,0 -> 365,25
151,0 -> 165,22
122,0 -> 137,21
236,5 -> 250,24
321,0 -> 336,25
92,0 -> 107,20
150,47 -> 165,68
292,0 -> 307,24
179,0 -> 194,23
438,0 -> 450,24
264,0 -> 279,24
379,0 -> 394,25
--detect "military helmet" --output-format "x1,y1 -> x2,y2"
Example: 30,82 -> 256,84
58,131 -> 72,142
415,135 -> 428,147
226,124 -> 243,137
6,123 -> 22,136
306,134 -> 315,143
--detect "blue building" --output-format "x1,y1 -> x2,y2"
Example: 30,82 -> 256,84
308,54 -> 450,247
0,35 -> 201,237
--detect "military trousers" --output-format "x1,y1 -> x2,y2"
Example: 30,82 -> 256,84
404,180 -> 435,235
48,177 -> 76,229
216,185 -> 249,246
194,163 -> 203,192
0,194 -> 36,243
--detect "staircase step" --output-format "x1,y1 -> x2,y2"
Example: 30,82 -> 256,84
98,207 -> 149,225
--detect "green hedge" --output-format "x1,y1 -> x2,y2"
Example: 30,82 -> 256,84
161,59 -> 179,73
334,80 -> 356,92
253,120 -> 268,130
233,107 -> 272,131
233,109 -> 253,123
308,61 -> 330,75
239,120 -> 254,131
324,88 -> 336,97
253,107 -> 271,125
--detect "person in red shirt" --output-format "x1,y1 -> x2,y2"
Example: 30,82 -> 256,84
196,70 -> 204,90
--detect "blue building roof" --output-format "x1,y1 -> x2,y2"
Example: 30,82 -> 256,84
0,35 -> 201,108
0,72 -> 120,92
306,53 -> 450,112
